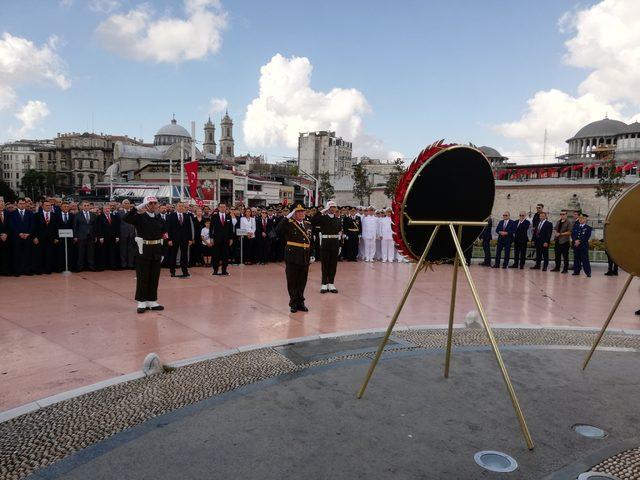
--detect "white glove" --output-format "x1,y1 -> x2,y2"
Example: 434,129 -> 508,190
136,202 -> 147,211
286,210 -> 296,219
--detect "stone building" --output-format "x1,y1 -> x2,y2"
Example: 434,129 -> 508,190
298,131 -> 352,176
562,117 -> 640,162
219,111 -> 234,160
1,139 -> 55,194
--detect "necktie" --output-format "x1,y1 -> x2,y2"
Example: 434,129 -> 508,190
85,212 -> 89,222
263,219 -> 266,229
107,214 -> 111,225
221,213 -> 224,222
20,210 -> 24,220
45,213 -> 49,224
179,213 -> 183,224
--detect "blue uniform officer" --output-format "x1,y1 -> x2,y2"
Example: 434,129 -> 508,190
572,213 -> 592,277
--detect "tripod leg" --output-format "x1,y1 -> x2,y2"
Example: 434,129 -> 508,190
583,273 -> 634,370
357,225 -> 440,399
444,224 -> 462,378
448,224 -> 534,450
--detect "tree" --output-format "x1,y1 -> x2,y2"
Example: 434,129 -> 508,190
20,169 -> 57,198
384,158 -> 406,199
352,162 -> 372,205
595,158 -> 625,211
0,180 -> 17,202
318,171 -> 334,203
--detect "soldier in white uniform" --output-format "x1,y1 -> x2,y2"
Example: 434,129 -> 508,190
361,207 -> 378,262
378,208 -> 395,262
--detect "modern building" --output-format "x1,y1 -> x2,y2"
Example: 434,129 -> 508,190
298,131 -> 353,176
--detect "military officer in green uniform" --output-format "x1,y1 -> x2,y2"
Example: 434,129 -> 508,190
124,196 -> 166,314
276,203 -> 313,313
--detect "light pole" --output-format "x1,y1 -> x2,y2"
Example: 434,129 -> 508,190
297,166 -> 319,206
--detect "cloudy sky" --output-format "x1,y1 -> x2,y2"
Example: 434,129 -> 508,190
0,0 -> 638,163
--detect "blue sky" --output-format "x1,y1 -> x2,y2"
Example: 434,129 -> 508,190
3,0 -> 631,163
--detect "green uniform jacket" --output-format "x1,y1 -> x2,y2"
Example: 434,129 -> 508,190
276,217 -> 312,266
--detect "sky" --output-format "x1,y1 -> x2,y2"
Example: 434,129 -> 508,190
1,0 -> 639,164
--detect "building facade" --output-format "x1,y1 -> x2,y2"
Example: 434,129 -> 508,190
1,140 -> 55,194
298,131 -> 353,176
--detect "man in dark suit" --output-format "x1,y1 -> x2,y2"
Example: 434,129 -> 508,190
510,212 -> 530,269
0,199 -> 11,276
8,198 -> 35,276
210,202 -> 234,275
493,211 -> 516,269
96,204 -> 120,270
73,200 -> 97,271
255,209 -> 274,265
57,201 -> 75,272
118,200 -> 137,269
527,203 -> 544,259
531,211 -> 552,271
572,213 -> 593,277
33,200 -> 60,274
551,210 -> 573,273
166,202 -> 193,278
479,217 -> 493,266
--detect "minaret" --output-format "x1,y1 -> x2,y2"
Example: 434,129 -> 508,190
203,116 -> 216,156
220,110 -> 234,160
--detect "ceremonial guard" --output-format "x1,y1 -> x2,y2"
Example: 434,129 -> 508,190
124,196 -> 166,313
572,213 -> 592,277
342,207 -> 361,261
316,200 -> 342,293
275,203 -> 312,313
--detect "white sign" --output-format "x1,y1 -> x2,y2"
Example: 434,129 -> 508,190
58,229 -> 74,238
236,228 -> 249,237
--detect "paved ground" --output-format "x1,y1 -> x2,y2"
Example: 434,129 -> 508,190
21,340 -> 640,480
1,261 -> 639,411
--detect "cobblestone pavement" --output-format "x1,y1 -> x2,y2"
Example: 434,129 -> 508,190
2,327 -> 640,480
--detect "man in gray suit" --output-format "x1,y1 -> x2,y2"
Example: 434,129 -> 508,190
73,200 -> 96,271
119,199 -> 137,269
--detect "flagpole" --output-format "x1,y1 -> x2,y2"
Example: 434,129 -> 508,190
169,157 -> 173,205
191,121 -> 196,202
180,140 -> 184,202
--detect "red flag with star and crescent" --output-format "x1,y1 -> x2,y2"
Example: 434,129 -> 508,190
184,160 -> 199,199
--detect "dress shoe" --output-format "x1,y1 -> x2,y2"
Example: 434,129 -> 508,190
519,266 -> 524,269
561,270 -> 568,274
604,271 -> 613,276
171,272 -> 177,277
572,272 -> 580,275
212,271 -> 219,275
150,305 -> 164,311
530,266 -> 540,270
298,304 -> 309,312
508,265 -> 518,269
491,265 -> 499,269
587,274 -> 591,277
635,309 -> 640,316
329,287 -> 339,293
180,273 -> 191,278
550,268 -> 560,272
502,266 -> 507,269
542,267 -> 547,271
137,307 -> 146,314
613,271 -> 619,276
290,307 -> 298,313
221,271 -> 229,276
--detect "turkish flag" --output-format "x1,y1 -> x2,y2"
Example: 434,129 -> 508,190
184,160 -> 199,199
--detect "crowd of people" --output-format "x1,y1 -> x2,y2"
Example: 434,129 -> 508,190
0,197 -> 407,278
478,203 -> 616,278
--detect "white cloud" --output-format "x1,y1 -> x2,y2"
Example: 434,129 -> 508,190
0,85 -> 17,111
10,100 -> 50,138
494,89 -> 623,160
243,53 -> 402,159
0,32 -> 70,98
95,0 -> 227,63
59,0 -> 74,7
89,0 -> 121,13
208,97 -> 228,114
494,0 -> 640,162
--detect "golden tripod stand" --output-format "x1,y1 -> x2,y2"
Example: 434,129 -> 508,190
356,219 -> 534,450
582,273 -> 636,370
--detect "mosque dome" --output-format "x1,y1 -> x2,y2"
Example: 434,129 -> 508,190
569,118 -> 628,140
154,117 -> 191,146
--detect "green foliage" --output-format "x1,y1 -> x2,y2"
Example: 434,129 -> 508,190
20,169 -> 57,198
352,162 -> 372,205
384,158 -> 406,199
318,171 -> 334,202
595,158 -> 624,210
0,180 -> 17,202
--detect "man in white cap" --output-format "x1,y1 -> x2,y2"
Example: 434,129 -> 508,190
316,200 -> 342,293
124,196 -> 166,314
361,206 -> 378,262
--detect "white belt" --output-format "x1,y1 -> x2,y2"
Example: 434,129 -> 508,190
321,234 -> 340,239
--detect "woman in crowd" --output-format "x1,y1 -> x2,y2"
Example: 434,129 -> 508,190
240,207 -> 256,265
191,208 -> 206,267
